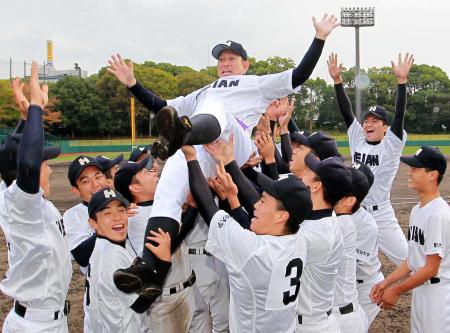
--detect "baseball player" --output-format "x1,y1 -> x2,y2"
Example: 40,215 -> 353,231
328,52 -> 414,267
371,146 -> 449,333
296,154 -> 352,333
181,143 -> 313,332
129,145 -> 151,162
332,165 -> 372,333
86,187 -> 172,332
95,154 -> 124,187
349,163 -> 384,327
108,15 -> 339,297
0,62 -> 72,332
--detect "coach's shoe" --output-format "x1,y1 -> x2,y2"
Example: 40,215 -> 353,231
155,106 -> 221,160
113,257 -> 161,297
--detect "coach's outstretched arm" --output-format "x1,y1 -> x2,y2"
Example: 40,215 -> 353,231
107,54 -> 167,111
16,62 -> 47,194
291,14 -> 339,89
328,53 -> 355,128
390,53 -> 414,140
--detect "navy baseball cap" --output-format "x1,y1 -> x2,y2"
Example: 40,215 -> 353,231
257,173 -> 312,225
363,105 -> 389,124
129,146 -> 150,162
305,154 -> 352,202
290,130 -> 310,145
212,40 -> 248,60
0,134 -> 60,173
88,187 -> 129,219
95,154 -> 124,173
349,167 -> 371,203
68,155 -> 103,186
291,131 -> 340,161
114,157 -> 150,201
401,146 -> 447,175
351,162 -> 374,187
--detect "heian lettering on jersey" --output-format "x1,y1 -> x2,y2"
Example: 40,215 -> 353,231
356,248 -> 370,257
353,152 -> 379,166
407,225 -> 425,245
211,79 -> 240,89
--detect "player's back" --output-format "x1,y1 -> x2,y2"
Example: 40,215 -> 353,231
127,205 -> 153,257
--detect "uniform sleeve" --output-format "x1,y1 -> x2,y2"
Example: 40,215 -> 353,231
347,118 -> 365,148
355,221 -> 378,264
382,128 -> 407,157
63,209 -> 92,251
205,210 -> 259,271
256,69 -> 301,106
424,214 -> 444,257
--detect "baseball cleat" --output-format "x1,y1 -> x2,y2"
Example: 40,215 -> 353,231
113,257 -> 162,295
155,106 -> 192,160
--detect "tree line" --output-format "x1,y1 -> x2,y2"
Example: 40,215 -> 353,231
0,57 -> 448,137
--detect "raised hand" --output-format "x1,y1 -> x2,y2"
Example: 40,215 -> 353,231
215,161 -> 239,200
313,14 -> 340,40
256,113 -> 271,136
242,151 -> 262,169
327,53 -> 343,84
145,228 -> 172,262
391,53 -> 414,84
208,177 -> 227,201
29,61 -> 48,109
204,134 -> 234,165
278,96 -> 295,133
181,145 -> 197,161
11,77 -> 30,119
107,54 -> 136,88
266,99 -> 283,122
255,132 -> 276,163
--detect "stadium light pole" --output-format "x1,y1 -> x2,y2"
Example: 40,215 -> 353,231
341,7 -> 375,121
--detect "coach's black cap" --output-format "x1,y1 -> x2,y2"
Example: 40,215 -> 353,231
363,105 -> 389,124
95,154 -> 124,173
349,167 -> 371,203
400,146 -> 447,175
305,153 -> 352,202
291,131 -> 340,161
114,157 -> 149,201
88,187 -> 129,218
68,155 -> 102,186
0,134 -> 61,173
257,173 -> 312,225
129,146 -> 150,162
212,40 -> 248,60
351,162 -> 374,187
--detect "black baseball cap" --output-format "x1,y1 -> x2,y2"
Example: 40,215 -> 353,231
291,131 -> 340,160
0,134 -> 61,173
88,187 -> 129,219
114,157 -> 150,201
400,146 -> 447,175
349,167 -> 371,203
129,145 -> 150,162
351,162 -> 374,187
363,105 -> 389,124
68,155 -> 103,186
290,130 -> 310,145
257,173 -> 312,225
95,154 -> 124,173
305,153 -> 352,202
212,40 -> 248,60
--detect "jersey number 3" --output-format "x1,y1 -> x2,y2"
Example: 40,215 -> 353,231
282,258 -> 303,305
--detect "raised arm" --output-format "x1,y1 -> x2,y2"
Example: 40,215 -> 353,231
390,53 -> 414,140
292,14 -> 339,88
16,62 -> 47,194
11,77 -> 29,134
328,53 -> 355,128
107,54 -> 167,112
278,97 -> 296,163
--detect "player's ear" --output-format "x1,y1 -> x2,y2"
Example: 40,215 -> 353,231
278,210 -> 290,224
88,217 -> 98,231
242,60 -> 250,73
129,183 -> 140,194
71,186 -> 80,197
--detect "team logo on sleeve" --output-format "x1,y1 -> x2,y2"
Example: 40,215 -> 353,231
217,214 -> 230,228
103,189 -> 116,198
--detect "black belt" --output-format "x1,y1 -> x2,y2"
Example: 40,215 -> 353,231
338,303 -> 354,315
364,205 -> 378,211
357,279 -> 364,284
14,300 -> 70,320
188,248 -> 211,256
430,277 -> 440,284
168,270 -> 196,295
298,309 -> 332,325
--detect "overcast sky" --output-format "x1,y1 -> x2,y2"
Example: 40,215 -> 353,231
0,0 -> 449,82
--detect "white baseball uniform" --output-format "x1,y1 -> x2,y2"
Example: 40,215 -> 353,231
348,119 -> 408,266
63,202 -> 94,332
352,207 -> 384,326
296,212 -> 343,333
127,204 -> 153,257
151,70 -> 301,224
206,210 -> 307,333
186,214 -> 230,333
332,214 -> 367,333
0,182 -> 72,333
407,197 -> 450,333
86,236 -> 149,332
0,180 -> 6,191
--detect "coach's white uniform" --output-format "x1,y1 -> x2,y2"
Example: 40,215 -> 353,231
407,197 -> 450,333
186,214 -> 230,333
332,214 -> 367,333
348,119 -> 408,266
296,213 -> 343,333
352,207 -> 383,326
87,237 -> 149,332
206,210 -> 307,332
0,182 -> 72,333
151,70 -> 301,224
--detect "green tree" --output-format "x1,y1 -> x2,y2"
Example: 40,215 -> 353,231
176,71 -> 215,96
0,80 -> 19,128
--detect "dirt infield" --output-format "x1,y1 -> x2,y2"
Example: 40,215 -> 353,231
0,161 -> 449,332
